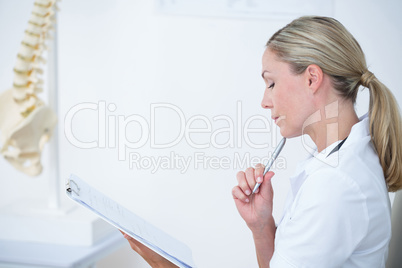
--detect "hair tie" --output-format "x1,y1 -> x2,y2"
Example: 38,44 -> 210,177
361,70 -> 375,87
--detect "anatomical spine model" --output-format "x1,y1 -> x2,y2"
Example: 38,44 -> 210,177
0,0 -> 58,176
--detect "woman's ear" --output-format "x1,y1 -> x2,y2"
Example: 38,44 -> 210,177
305,64 -> 323,93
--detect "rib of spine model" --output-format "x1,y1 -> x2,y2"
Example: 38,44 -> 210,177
0,0 -> 58,176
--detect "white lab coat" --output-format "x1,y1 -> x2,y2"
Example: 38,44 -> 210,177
270,114 -> 392,268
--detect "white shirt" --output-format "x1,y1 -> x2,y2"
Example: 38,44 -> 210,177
270,114 -> 392,268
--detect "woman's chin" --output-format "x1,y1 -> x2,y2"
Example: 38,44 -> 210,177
279,127 -> 287,138
279,128 -> 300,139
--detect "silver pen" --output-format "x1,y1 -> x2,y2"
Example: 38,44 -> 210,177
252,137 -> 286,194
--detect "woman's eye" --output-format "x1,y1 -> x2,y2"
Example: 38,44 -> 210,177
268,83 -> 275,89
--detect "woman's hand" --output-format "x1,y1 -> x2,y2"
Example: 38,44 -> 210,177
232,164 -> 277,266
121,231 -> 178,268
232,164 -> 275,233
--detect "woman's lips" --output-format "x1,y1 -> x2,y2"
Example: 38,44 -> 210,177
272,116 -> 285,124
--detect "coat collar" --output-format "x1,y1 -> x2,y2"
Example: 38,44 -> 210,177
288,113 -> 370,198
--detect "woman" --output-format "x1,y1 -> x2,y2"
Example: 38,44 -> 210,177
123,16 -> 402,267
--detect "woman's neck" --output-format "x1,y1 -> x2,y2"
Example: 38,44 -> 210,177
306,99 -> 359,153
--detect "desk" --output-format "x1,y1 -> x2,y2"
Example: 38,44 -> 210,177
0,231 -> 126,268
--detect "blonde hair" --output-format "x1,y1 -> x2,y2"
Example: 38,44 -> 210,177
267,16 -> 402,192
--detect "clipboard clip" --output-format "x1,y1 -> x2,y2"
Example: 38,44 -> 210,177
66,179 -> 80,196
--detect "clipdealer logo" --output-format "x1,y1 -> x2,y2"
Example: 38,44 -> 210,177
64,101 -> 287,173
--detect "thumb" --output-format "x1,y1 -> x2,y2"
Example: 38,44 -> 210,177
259,171 -> 275,197
263,171 -> 275,180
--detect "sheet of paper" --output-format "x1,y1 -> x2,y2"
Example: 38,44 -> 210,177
66,174 -> 196,268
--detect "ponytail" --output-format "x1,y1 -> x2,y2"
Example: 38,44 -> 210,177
363,72 -> 402,192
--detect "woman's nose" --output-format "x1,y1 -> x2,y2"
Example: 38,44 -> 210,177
261,90 -> 273,109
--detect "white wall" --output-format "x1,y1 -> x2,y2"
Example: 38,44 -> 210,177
0,0 -> 401,267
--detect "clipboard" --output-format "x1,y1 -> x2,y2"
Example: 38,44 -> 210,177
66,174 -> 196,268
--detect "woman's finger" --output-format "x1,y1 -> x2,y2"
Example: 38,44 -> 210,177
232,185 -> 250,203
120,230 -> 179,267
236,170 -> 252,196
260,171 -> 275,197
121,230 -> 143,253
254,163 -> 265,183
246,167 -> 259,194
245,166 -> 259,195
253,163 -> 265,193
